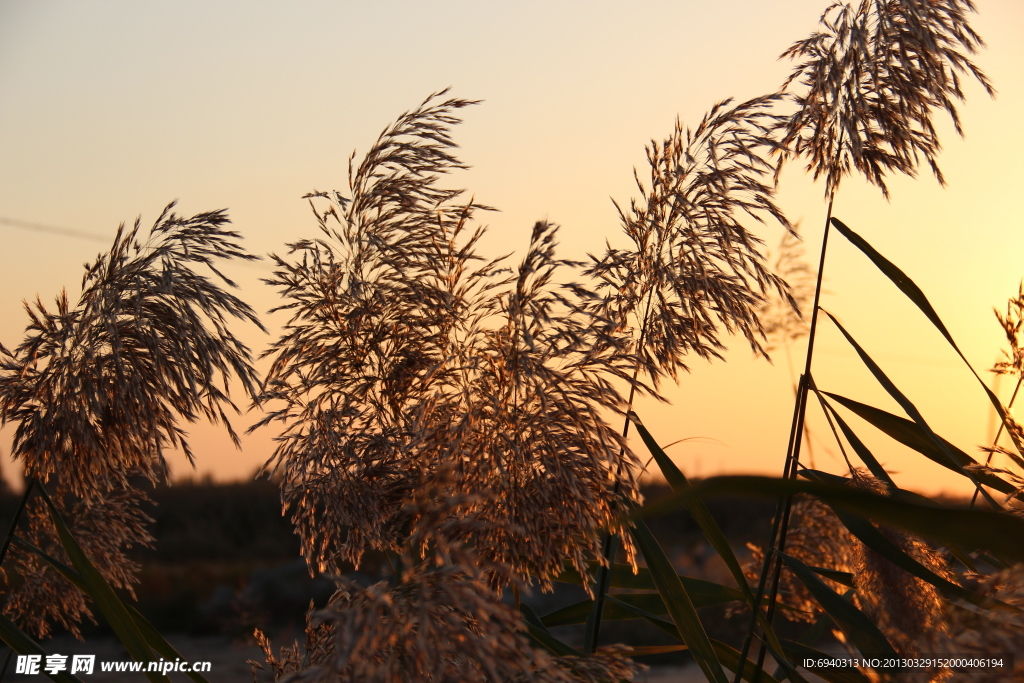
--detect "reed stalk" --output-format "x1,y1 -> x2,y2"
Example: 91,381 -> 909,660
740,1 -> 994,678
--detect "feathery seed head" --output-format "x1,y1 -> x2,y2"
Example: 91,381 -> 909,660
257,92 -> 645,593
779,0 -> 993,199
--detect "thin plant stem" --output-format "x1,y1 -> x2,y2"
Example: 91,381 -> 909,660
736,187 -> 836,683
783,336 -> 817,469
585,288 -> 655,654
810,377 -> 856,473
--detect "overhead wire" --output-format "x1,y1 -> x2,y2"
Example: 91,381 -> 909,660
0,215 -> 272,270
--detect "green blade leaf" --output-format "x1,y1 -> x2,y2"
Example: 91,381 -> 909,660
807,565 -> 855,588
520,604 -> 579,657
604,596 -> 788,683
637,476 -> 1024,565
825,392 -> 1021,500
629,411 -> 792,661
583,532 -> 618,652
542,590 -> 732,627
778,551 -> 898,661
35,484 -> 168,683
821,311 -> 974,478
12,537 -> 212,683
553,560 -> 744,601
814,388 -> 894,486
0,612 -> 86,683
799,470 -> 1018,614
797,609 -> 836,648
629,511 -> 729,683
831,217 -> 1024,456
830,218 -> 955,352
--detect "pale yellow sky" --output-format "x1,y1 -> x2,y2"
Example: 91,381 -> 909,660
1,0 -> 1022,495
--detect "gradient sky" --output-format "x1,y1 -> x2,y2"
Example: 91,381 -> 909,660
1,0 -> 1022,496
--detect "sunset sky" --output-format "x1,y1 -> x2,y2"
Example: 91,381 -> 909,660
1,0 -> 1022,496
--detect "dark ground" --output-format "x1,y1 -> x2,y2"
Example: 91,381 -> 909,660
0,479 -> 899,674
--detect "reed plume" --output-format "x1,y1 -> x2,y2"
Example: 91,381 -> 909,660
993,284 -> 1024,379
739,495 -> 858,624
847,471 -> 951,664
941,564 -> 1024,682
0,203 -> 264,637
255,89 -> 644,594
779,0 -> 993,199
757,227 -> 815,356
251,478 -> 640,683
741,474 -> 954,681
748,1 -> 995,672
587,95 -> 794,384
582,93 -> 797,652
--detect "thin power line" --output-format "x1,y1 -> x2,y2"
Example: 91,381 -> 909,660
0,216 -> 109,243
0,215 -> 272,271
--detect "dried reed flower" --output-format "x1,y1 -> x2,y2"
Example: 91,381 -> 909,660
779,0 -> 994,199
586,95 -> 794,386
0,203 -> 264,636
256,90 -> 644,593
992,283 -> 1024,378
250,486 -> 640,683
0,488 -> 154,639
848,471 -> 952,664
940,564 -> 1024,682
740,474 -> 953,647
757,225 -> 816,356
738,495 -> 858,623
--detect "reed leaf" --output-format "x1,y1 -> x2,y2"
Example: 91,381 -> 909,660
542,591 -> 731,628
814,387 -> 894,486
604,596 -> 788,683
35,485 -> 167,683
807,566 -> 855,588
552,560 -> 744,600
801,469 -> 1017,613
0,611 -> 84,683
519,604 -> 579,658
629,510 -> 728,683
822,310 -> 995,491
824,392 -> 1022,499
830,217 -> 1024,458
778,551 -> 899,661
11,537 -> 210,683
628,411 -> 791,660
639,476 -> 1024,565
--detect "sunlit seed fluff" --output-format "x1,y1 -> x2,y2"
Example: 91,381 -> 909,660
255,90 -> 646,593
738,495 -> 858,624
938,564 -> 1024,682
251,491 -> 642,683
778,0 -> 993,200
0,203 -> 264,638
848,471 -> 952,667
